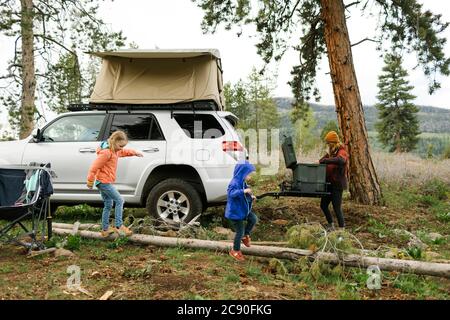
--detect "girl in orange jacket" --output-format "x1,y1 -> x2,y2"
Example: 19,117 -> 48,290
87,131 -> 143,237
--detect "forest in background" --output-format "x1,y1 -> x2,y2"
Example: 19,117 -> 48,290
275,97 -> 450,158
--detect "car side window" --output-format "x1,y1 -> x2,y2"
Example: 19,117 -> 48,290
109,114 -> 164,141
173,114 -> 225,139
42,115 -> 105,142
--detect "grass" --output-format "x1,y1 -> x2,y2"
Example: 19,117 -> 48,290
0,234 -> 448,299
107,236 -> 130,249
393,274 -> 449,299
367,217 -> 393,239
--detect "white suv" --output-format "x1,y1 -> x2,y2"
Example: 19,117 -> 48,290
0,102 -> 245,223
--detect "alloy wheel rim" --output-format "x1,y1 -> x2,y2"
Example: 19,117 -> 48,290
156,190 -> 190,223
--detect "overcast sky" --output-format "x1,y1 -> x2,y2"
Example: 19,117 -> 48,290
0,0 -> 449,111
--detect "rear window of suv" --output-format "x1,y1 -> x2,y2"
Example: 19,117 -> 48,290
173,114 -> 225,139
109,114 -> 164,140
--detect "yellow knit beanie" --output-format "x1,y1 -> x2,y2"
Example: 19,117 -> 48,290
325,131 -> 340,143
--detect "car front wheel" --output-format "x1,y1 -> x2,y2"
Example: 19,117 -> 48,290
146,178 -> 203,224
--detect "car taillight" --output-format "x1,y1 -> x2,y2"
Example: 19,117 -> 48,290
222,141 -> 243,152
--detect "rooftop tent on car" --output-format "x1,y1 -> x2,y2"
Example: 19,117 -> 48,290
88,49 -> 225,110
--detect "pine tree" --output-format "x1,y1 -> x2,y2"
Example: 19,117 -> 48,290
375,54 -> 421,153
293,108 -> 320,154
224,80 -> 250,130
224,68 -> 280,131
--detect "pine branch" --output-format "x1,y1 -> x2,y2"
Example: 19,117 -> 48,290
351,38 -> 379,47
33,34 -> 77,55
345,1 -> 361,9
60,0 -> 103,28
288,0 -> 302,21
0,74 -> 14,80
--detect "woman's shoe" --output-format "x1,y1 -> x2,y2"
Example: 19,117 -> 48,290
242,235 -> 251,247
229,249 -> 245,261
325,223 -> 335,232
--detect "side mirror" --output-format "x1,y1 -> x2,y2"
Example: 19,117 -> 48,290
32,128 -> 42,143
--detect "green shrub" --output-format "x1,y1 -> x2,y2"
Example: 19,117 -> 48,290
122,264 -> 153,279
382,182 -> 420,209
268,258 -> 288,276
436,211 -> 450,223
107,236 -> 129,249
287,224 -> 325,250
442,144 -> 450,159
426,199 -> 450,222
406,246 -> 423,260
65,234 -> 81,251
421,179 -> 449,200
393,275 -> 449,299
419,195 -> 440,208
55,204 -> 102,220
367,218 -> 392,238
44,236 -> 63,248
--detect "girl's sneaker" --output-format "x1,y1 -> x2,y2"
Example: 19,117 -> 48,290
229,249 -> 245,261
242,235 -> 251,247
100,227 -> 116,238
117,225 -> 133,236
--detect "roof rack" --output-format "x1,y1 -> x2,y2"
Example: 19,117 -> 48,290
67,100 -> 218,113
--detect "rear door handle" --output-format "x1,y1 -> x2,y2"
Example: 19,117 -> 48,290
79,148 -> 96,153
142,147 -> 159,153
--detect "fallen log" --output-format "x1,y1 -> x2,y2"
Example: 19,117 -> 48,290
52,227 -> 450,278
53,222 -> 181,236
27,247 -> 57,258
53,223 -> 290,246
53,222 -> 100,230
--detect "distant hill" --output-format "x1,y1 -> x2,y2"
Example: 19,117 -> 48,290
274,97 -> 450,133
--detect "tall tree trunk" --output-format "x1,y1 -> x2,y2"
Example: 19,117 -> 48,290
320,0 -> 382,205
19,0 -> 35,139
395,132 -> 402,153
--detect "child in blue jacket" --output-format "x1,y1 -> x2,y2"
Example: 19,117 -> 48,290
225,161 -> 257,261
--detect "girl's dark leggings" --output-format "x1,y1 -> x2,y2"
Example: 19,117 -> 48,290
230,211 -> 258,251
320,187 -> 345,227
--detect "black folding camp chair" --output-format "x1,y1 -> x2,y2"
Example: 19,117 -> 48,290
0,163 -> 54,251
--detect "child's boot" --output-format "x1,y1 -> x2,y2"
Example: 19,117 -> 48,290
229,249 -> 245,261
117,225 -> 133,236
100,226 -> 116,238
242,235 -> 251,247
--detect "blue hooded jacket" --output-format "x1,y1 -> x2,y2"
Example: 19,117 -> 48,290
225,161 -> 256,220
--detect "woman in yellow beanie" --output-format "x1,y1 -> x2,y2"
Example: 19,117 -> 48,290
319,131 -> 349,230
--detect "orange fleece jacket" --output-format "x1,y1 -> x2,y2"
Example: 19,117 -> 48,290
87,147 -> 138,184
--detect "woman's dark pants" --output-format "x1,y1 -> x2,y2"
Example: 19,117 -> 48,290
320,186 -> 345,227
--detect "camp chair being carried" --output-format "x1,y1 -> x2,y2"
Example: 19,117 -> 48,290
0,163 -> 54,251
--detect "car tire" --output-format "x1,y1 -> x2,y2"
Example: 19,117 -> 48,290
146,178 -> 203,224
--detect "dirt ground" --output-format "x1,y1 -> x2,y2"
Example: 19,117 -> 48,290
2,241 -> 446,300
0,179 -> 449,300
